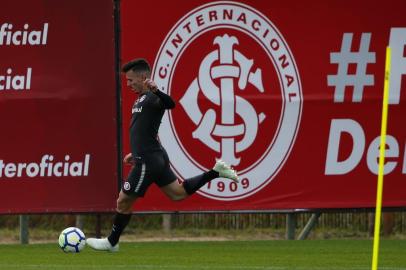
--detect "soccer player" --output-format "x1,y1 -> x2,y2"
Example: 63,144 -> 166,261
86,58 -> 238,252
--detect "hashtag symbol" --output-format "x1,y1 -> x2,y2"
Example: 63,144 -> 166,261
328,33 -> 376,102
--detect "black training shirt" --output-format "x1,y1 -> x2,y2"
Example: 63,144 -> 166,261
130,90 -> 175,156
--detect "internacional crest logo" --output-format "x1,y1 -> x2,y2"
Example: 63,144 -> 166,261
152,1 -> 302,201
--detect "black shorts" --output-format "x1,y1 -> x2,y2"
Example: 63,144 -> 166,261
122,149 -> 177,197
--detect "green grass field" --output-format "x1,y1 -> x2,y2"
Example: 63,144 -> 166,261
0,240 -> 405,270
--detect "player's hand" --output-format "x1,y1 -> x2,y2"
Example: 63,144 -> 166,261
144,79 -> 158,92
123,153 -> 134,165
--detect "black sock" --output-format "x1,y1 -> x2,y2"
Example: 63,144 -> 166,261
107,212 -> 131,246
182,170 -> 219,195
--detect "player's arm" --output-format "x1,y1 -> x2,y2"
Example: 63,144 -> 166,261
144,79 -> 175,109
153,89 -> 175,109
123,153 -> 134,165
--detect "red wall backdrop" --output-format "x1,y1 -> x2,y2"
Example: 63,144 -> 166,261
121,0 -> 406,211
0,0 -> 118,213
2,0 -> 405,214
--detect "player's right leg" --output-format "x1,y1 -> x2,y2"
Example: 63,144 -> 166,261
158,156 -> 238,199
212,159 -> 239,182
181,159 -> 238,195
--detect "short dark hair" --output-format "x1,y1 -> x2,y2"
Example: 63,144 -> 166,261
121,58 -> 151,73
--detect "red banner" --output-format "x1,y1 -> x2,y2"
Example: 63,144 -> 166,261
0,0 -> 118,213
121,0 -> 406,211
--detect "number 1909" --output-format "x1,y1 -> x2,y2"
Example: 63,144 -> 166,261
206,178 -> 250,192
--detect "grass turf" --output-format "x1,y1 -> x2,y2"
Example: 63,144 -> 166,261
0,240 -> 405,270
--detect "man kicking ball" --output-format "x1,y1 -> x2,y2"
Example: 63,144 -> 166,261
86,58 -> 238,251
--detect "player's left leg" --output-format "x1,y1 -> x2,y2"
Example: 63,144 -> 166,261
107,191 -> 137,246
87,161 -> 151,252
87,191 -> 137,252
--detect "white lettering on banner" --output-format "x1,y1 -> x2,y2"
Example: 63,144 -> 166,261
5,163 -> 16,177
404,143 -> 406,173
325,119 -> 365,175
0,23 -> 48,46
328,29 -> 406,104
327,33 -> 376,103
389,28 -> 406,104
325,119 -> 405,175
158,5 -> 299,90
325,29 -> 406,177
0,22 -> 48,92
0,68 -> 31,90
367,136 -> 398,175
0,154 -> 91,178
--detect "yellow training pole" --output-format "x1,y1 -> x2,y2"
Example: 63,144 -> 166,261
371,46 -> 391,270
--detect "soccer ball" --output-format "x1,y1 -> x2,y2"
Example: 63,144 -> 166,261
58,227 -> 86,253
